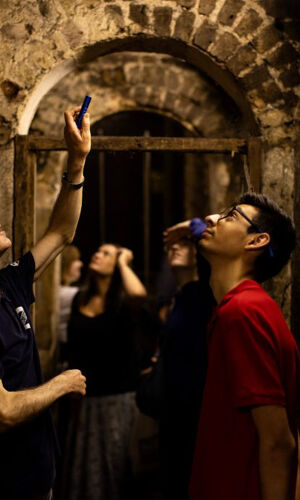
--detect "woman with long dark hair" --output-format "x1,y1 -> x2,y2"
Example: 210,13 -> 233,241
62,243 -> 146,500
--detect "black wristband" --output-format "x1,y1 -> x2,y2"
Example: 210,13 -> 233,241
62,172 -> 84,190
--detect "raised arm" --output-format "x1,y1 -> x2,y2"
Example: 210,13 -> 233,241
31,106 -> 91,280
163,220 -> 192,246
117,248 -> 146,297
251,405 -> 297,500
0,369 -> 86,432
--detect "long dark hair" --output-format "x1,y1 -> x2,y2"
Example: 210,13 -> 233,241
78,243 -> 124,313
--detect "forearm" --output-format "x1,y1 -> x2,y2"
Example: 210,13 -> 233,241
118,263 -> 146,296
0,375 -> 67,431
47,158 -> 85,243
259,437 -> 297,500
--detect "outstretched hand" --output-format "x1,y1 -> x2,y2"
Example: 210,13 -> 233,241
163,220 -> 192,246
64,106 -> 91,165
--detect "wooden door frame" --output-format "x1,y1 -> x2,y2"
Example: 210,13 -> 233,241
14,134 -> 263,259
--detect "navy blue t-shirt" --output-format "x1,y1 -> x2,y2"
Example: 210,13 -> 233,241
160,280 -> 215,499
0,252 -> 56,498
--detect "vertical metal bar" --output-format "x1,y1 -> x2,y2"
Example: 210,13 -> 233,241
143,131 -> 151,285
98,151 -> 106,242
247,137 -> 263,192
14,135 -> 36,328
14,135 -> 36,259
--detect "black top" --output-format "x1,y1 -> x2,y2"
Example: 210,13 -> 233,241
0,252 -> 57,498
68,295 -> 138,396
160,280 -> 215,499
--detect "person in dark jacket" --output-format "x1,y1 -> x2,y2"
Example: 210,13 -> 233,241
137,235 -> 215,499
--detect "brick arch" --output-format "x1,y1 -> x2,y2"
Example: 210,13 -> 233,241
76,36 -> 259,134
19,34 -> 256,135
32,52 -> 243,139
7,1 -> 297,140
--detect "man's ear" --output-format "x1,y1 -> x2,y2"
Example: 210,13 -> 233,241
245,232 -> 271,252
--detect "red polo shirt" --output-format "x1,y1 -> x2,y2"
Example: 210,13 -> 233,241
189,280 -> 300,500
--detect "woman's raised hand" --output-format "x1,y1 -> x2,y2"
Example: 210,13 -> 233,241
117,247 -> 133,267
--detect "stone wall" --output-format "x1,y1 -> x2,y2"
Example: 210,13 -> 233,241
0,0 -> 299,339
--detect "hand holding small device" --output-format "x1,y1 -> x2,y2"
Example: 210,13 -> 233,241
75,95 -> 92,129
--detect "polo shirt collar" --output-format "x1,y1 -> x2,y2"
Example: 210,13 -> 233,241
207,280 -> 260,338
218,279 -> 260,308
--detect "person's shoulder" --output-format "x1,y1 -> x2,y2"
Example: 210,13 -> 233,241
0,252 -> 35,277
222,280 -> 278,320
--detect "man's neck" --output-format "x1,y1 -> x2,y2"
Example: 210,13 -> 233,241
209,259 -> 254,304
173,267 -> 198,289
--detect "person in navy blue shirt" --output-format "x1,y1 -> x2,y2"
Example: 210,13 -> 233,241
0,105 -> 91,499
136,236 -> 215,499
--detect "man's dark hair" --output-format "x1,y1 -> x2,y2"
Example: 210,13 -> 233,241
238,192 -> 296,282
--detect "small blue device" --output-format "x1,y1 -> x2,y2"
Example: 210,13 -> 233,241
75,95 -> 91,129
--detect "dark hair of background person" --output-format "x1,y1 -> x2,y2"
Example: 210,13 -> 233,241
78,243 -> 123,313
238,192 -> 296,283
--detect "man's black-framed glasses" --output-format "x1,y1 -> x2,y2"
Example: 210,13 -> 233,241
219,205 -> 275,258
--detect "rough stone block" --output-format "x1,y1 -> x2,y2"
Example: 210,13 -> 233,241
126,65 -> 143,85
0,116 -> 12,145
61,20 -> 84,49
198,0 -> 216,16
174,11 -> 195,42
1,22 -> 29,41
281,20 -> 300,42
282,91 -> 298,112
163,92 -> 178,112
177,0 -> 196,7
267,42 -> 299,69
218,0 -> 245,26
242,64 -> 271,90
37,0 -> 50,17
279,65 -> 300,88
211,32 -> 239,61
189,84 -> 208,103
235,9 -> 263,37
194,21 -> 218,50
254,81 -> 282,104
129,4 -> 149,27
165,69 -> 181,91
253,24 -> 283,54
105,5 -> 124,30
131,85 -> 150,106
1,80 -> 20,100
227,44 -> 257,74
154,7 -> 173,37
173,94 -> 195,120
99,67 -> 126,86
143,65 -> 166,86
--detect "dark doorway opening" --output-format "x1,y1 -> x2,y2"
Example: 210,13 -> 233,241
74,110 -> 192,288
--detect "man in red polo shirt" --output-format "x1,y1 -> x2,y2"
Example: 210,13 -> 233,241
165,192 -> 299,500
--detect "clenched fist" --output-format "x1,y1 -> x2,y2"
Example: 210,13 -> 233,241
59,369 -> 87,396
